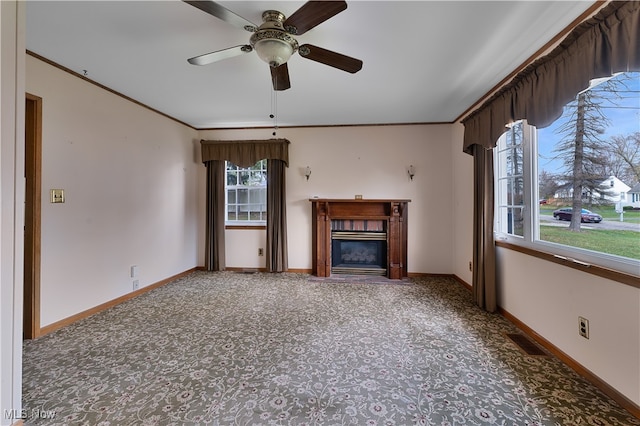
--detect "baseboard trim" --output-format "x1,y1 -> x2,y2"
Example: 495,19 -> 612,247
498,307 -> 640,419
287,268 -> 313,274
452,274 -> 472,291
223,267 -> 314,274
407,272 -> 452,278
225,267 -> 266,273
39,268 -> 198,337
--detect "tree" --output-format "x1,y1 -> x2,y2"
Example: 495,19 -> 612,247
538,170 -> 559,201
551,77 -> 625,231
604,132 -> 640,183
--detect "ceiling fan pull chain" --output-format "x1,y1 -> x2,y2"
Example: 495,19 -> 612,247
273,88 -> 278,136
270,85 -> 278,136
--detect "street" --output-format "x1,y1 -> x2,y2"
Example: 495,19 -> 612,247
540,213 -> 640,232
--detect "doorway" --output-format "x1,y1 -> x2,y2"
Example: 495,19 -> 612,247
24,93 -> 42,339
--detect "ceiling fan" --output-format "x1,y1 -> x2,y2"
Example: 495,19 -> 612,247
184,0 -> 363,91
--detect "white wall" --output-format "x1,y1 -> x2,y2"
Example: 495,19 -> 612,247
1,2 -> 25,424
450,123 -> 473,284
26,56 -> 204,327
200,125 -> 455,274
496,248 -> 640,405
226,229 -> 266,269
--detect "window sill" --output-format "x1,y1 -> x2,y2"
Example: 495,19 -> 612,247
225,225 -> 266,230
495,240 -> 639,288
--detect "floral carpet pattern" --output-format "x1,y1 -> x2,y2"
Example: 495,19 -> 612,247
22,271 -> 637,425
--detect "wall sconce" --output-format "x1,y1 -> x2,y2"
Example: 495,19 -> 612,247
407,165 -> 415,180
304,166 -> 312,181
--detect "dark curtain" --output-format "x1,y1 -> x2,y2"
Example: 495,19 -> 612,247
204,160 -> 226,271
201,139 -> 289,167
266,159 -> 288,272
461,1 -> 638,312
201,139 -> 290,272
472,145 -> 496,312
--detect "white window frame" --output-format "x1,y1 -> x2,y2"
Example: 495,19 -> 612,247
225,160 -> 267,226
494,122 -> 640,276
495,121 -> 534,242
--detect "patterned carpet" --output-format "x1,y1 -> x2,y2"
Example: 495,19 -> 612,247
22,271 -> 638,425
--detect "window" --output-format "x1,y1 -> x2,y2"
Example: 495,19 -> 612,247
495,72 -> 640,276
495,121 -> 530,238
225,159 -> 267,225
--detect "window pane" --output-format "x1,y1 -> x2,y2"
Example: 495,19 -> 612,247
238,171 -> 250,185
508,207 -> 524,236
507,146 -> 524,176
536,72 -> 640,261
227,205 -> 238,221
224,160 -> 268,224
495,124 -> 527,238
237,188 -> 248,204
512,177 -> 524,205
249,187 -> 267,207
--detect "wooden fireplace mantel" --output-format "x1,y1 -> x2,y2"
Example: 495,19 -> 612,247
310,198 -> 410,279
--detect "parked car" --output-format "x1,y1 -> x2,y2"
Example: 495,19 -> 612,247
552,207 -> 603,223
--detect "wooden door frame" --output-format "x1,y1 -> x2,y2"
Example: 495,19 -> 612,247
24,93 -> 42,339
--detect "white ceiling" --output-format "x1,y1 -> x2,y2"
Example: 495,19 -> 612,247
25,1 -> 594,129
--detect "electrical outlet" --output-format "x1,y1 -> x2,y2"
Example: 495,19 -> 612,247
579,316 -> 589,339
132,280 -> 139,291
258,248 -> 264,256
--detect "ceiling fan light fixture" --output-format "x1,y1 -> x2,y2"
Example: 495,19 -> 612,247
249,10 -> 298,68
253,36 -> 295,68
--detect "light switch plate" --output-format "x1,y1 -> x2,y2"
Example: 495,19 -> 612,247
50,189 -> 65,203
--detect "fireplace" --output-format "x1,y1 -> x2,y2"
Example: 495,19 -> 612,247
310,199 -> 410,279
331,231 -> 387,275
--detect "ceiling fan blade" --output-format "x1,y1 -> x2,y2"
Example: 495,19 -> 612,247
183,1 -> 257,32
188,45 -> 252,66
270,63 -> 291,91
283,1 -> 347,35
298,44 -> 362,73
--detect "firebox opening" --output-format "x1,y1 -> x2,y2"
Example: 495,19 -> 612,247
331,234 -> 387,276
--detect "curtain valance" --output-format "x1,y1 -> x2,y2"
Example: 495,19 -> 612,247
462,1 -> 640,154
201,139 -> 290,167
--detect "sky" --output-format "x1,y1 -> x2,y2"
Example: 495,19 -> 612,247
537,71 -> 640,180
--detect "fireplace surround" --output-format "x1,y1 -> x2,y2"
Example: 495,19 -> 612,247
310,199 -> 409,279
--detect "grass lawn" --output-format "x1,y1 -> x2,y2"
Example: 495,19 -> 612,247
540,226 -> 640,260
